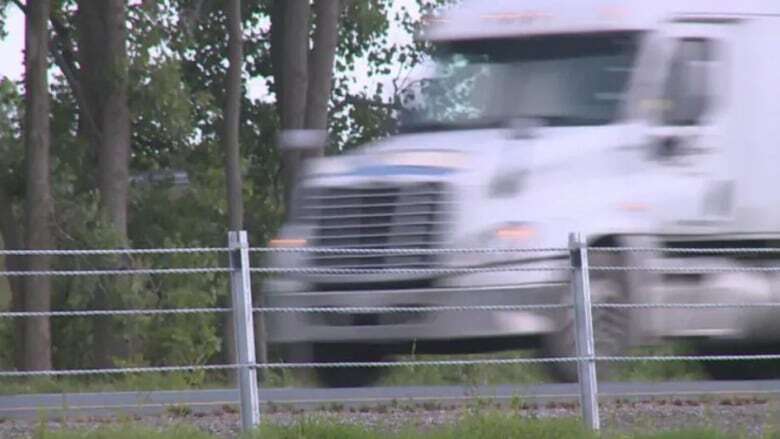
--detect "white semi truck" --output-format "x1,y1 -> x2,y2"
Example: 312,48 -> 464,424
264,0 -> 780,386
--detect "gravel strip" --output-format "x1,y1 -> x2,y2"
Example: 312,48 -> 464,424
2,398 -> 780,438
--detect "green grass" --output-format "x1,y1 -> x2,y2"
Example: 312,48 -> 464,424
379,344 -> 707,387
1,343 -> 709,395
33,424 -> 214,439
0,370 -> 305,395
380,350 -> 550,387
0,372 -> 230,395
32,412 -> 769,439
612,344 -> 708,382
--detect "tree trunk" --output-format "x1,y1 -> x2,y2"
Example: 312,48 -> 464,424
0,188 -> 26,370
305,0 -> 340,137
279,0 -> 310,131
270,0 -> 286,122
95,0 -> 130,240
277,0 -> 310,208
23,0 -> 53,372
222,0 -> 244,378
76,0 -> 131,369
224,0 -> 244,233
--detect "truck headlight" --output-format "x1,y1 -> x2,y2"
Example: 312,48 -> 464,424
266,224 -> 312,273
269,223 -> 311,249
457,223 -> 537,266
494,223 -> 536,242
269,238 -> 307,248
381,151 -> 468,169
306,157 -> 353,177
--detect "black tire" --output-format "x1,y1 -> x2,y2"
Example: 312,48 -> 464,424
542,276 -> 631,382
699,344 -> 780,380
312,343 -> 387,388
278,343 -> 317,383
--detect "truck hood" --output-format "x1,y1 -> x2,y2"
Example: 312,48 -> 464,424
362,128 -> 513,155
300,123 -> 694,250
305,124 -> 635,184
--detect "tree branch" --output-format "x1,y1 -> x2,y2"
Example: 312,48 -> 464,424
12,0 -> 103,146
51,36 -> 102,145
10,0 -> 25,14
180,0 -> 206,38
334,95 -> 401,114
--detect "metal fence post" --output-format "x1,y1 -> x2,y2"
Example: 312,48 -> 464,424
569,232 -> 600,431
228,231 -> 260,431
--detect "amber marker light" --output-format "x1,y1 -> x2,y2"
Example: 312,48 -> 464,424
269,238 -> 307,248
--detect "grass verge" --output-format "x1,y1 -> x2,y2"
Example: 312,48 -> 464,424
1,344 -> 709,395
32,412 -> 761,439
0,372 -> 230,396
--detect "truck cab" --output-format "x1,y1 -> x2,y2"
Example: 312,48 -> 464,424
264,0 -> 780,386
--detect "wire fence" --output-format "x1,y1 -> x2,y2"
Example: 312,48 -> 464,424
3,231 -> 780,431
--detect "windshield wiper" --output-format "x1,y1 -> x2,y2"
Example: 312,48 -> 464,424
528,115 -> 611,127
399,117 -> 507,134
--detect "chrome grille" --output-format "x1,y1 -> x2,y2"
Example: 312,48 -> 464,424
297,183 -> 452,270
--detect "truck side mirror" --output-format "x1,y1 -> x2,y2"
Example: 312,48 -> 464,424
277,129 -> 328,154
277,130 -> 328,219
505,117 -> 543,140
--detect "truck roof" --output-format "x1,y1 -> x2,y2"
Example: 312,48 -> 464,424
422,0 -> 780,41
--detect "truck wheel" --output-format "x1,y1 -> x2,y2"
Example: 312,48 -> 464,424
699,344 -> 780,380
312,343 -> 387,388
542,275 -> 630,382
278,343 -> 317,383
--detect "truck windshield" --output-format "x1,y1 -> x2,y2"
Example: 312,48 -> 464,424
399,32 -> 642,132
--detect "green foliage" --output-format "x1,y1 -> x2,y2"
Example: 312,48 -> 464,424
250,418 -> 383,439
0,0 -> 454,374
0,372 -> 227,395
0,77 -> 22,370
628,432 -> 736,439
613,344 -> 707,382
164,404 -> 193,418
0,77 -> 22,196
402,414 -> 595,439
254,413 -> 760,439
0,315 -> 11,368
381,351 -> 549,387
0,1 -> 9,40
131,59 -> 197,170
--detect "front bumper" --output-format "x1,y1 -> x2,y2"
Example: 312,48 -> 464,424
263,281 -> 567,344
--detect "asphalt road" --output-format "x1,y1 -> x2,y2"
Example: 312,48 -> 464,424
3,380 -> 780,419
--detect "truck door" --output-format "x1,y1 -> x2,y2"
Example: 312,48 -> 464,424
644,21 -> 738,228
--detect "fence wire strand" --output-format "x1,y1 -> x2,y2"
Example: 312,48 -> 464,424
0,247 -> 230,256
591,246 -> 780,255
252,357 -> 582,369
0,304 -> 571,318
598,354 -> 780,362
591,265 -> 780,273
0,267 -> 232,277
0,357 -> 582,378
8,354 -> 780,378
253,304 -> 570,313
0,308 -> 232,318
6,265 -> 780,277
0,364 -> 246,378
250,266 -> 571,275
594,302 -> 780,309
250,247 -> 569,254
